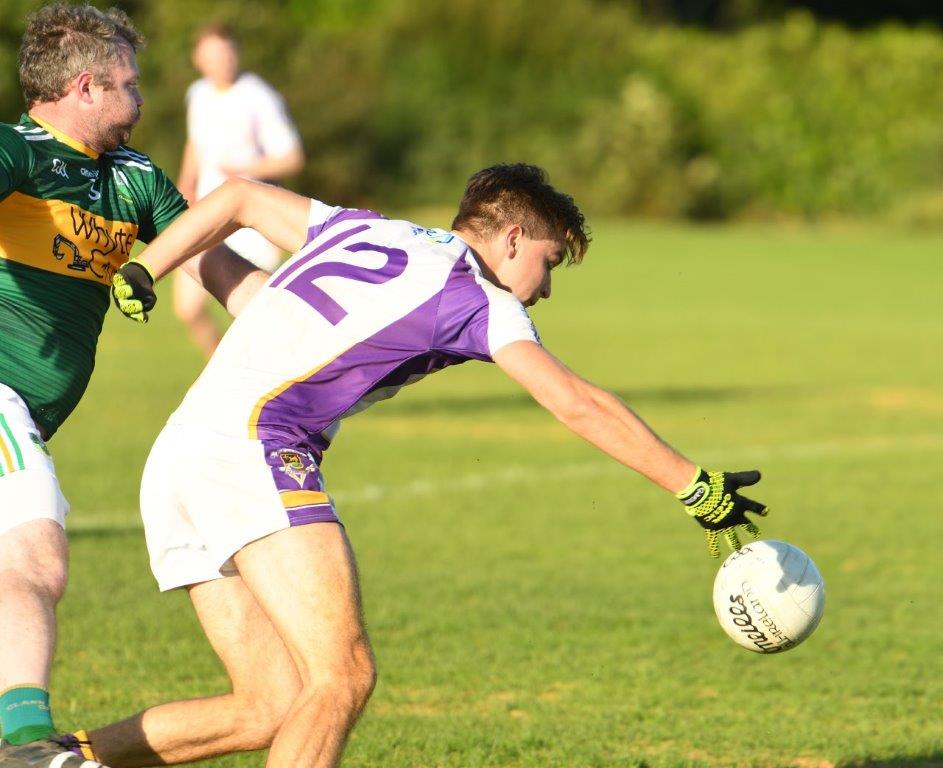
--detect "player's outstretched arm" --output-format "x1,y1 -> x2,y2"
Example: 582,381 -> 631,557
493,340 -> 695,491
112,178 -> 310,322
138,178 -> 309,280
493,340 -> 768,555
182,243 -> 270,318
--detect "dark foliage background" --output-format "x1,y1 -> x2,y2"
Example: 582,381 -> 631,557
636,0 -> 943,27
4,0 -> 943,222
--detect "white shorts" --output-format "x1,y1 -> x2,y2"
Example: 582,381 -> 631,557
141,422 -> 340,591
0,384 -> 70,536
223,227 -> 283,272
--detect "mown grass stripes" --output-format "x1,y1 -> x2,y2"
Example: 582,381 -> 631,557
50,222 -> 943,768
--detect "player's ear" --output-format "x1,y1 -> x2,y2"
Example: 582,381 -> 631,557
506,225 -> 523,258
74,71 -> 95,103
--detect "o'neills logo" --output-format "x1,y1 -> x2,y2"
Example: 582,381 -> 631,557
680,484 -> 708,506
727,585 -> 797,653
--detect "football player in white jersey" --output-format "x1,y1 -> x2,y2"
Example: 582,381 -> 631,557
174,23 -> 304,357
80,165 -> 768,768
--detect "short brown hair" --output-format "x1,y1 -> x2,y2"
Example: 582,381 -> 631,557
18,4 -> 143,107
452,163 -> 590,265
194,22 -> 237,46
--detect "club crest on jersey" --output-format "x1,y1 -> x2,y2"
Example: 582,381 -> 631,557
275,449 -> 316,487
411,225 -> 455,245
51,159 -> 68,178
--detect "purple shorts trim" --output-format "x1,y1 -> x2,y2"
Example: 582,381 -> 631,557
262,439 -> 341,527
286,502 -> 340,526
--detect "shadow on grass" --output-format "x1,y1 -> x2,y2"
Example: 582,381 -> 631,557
839,756 -> 943,768
68,526 -> 141,540
380,384 -> 774,417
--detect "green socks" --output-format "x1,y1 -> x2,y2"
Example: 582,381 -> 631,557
0,687 -> 55,745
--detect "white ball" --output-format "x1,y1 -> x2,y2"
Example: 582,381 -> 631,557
712,540 -> 825,653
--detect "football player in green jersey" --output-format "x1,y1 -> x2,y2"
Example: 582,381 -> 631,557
0,6 -> 268,767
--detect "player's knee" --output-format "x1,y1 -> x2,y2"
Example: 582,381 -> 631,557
345,656 -> 377,718
42,559 -> 68,603
233,705 -> 284,752
355,646 -> 378,707
0,525 -> 68,603
331,641 -> 377,715
300,641 -> 376,722
0,557 -> 67,604
235,666 -> 302,750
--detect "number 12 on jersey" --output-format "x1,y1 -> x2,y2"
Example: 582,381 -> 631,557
275,233 -> 409,325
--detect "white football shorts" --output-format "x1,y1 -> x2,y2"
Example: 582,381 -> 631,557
224,226 -> 283,272
141,421 -> 340,591
0,383 -> 69,536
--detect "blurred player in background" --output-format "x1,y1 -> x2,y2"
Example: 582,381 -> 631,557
0,7 -> 266,768
174,23 -> 305,356
81,165 -> 769,768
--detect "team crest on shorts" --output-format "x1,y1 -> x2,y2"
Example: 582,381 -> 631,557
275,449 -> 316,487
29,432 -> 51,457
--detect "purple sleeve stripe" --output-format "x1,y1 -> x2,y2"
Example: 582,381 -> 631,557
303,208 -> 384,244
271,224 -> 371,288
429,256 -> 492,357
325,208 -> 387,226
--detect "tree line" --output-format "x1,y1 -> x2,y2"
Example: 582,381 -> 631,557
4,0 -> 943,222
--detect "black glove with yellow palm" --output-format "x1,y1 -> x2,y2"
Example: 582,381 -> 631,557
676,467 -> 769,557
111,258 -> 156,323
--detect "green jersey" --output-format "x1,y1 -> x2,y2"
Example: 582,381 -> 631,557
0,114 -> 186,438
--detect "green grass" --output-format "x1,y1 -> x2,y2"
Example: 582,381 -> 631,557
50,221 -> 943,767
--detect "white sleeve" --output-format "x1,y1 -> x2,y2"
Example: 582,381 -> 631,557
251,78 -> 302,158
184,80 -> 201,138
308,198 -> 337,232
482,281 -> 541,356
185,80 -> 202,104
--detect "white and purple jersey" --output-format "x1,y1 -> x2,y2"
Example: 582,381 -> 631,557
170,199 -> 540,460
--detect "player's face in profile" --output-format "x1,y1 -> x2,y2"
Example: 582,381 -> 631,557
507,236 -> 564,307
94,48 -> 143,150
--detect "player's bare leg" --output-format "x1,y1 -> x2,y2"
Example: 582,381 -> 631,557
88,575 -> 300,767
172,264 -> 221,357
0,520 -> 67,743
234,522 -> 376,768
86,523 -> 373,768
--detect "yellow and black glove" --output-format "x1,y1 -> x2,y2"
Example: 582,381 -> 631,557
111,259 -> 156,323
676,467 -> 769,557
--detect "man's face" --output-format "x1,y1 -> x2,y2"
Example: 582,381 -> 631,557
496,232 -> 565,307
90,47 -> 143,151
193,35 -> 239,86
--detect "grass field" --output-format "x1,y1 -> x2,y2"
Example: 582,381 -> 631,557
48,221 -> 943,767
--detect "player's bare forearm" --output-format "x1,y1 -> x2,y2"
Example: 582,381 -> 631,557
557,381 -> 695,493
181,244 -> 269,317
138,178 -> 308,282
178,182 -> 197,207
137,183 -> 246,281
494,340 -> 695,493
